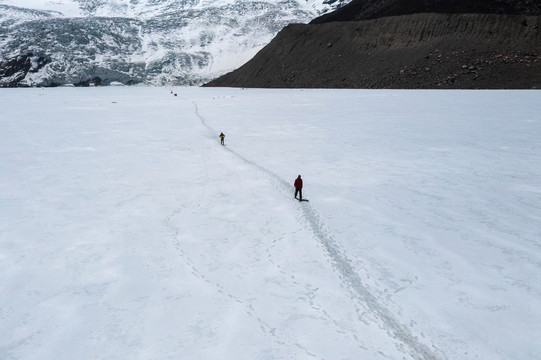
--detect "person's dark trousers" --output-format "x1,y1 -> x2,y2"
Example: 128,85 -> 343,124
294,187 -> 302,201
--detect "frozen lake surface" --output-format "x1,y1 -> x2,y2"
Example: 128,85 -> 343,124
1,87 -> 540,360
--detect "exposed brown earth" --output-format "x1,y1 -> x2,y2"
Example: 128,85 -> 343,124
205,2 -> 541,89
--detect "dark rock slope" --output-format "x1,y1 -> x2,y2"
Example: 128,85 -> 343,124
311,0 -> 541,23
205,0 -> 541,89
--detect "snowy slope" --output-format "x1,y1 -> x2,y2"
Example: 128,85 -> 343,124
1,87 -> 540,359
0,1 -> 80,17
0,0 -> 348,87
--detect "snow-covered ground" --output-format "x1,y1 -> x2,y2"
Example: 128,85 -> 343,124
1,87 -> 540,360
0,0 -> 82,17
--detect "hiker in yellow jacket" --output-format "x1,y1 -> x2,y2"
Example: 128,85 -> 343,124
219,132 -> 225,145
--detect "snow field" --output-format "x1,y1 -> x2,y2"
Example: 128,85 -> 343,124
1,87 -> 540,360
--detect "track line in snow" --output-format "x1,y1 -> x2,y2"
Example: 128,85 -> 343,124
160,104 -> 323,358
194,103 -> 446,360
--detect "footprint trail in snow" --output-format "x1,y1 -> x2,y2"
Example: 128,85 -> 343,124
194,103 -> 446,360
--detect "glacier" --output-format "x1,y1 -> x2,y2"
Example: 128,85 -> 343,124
0,0 -> 347,87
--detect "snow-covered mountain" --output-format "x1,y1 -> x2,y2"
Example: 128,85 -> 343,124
0,0 -> 347,86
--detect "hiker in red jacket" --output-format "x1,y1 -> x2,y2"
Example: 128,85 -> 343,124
294,175 -> 303,201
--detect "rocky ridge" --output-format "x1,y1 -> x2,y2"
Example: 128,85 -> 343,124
205,0 -> 541,88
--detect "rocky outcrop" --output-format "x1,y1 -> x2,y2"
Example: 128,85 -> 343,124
0,54 -> 50,87
310,0 -> 541,23
205,1 -> 541,89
